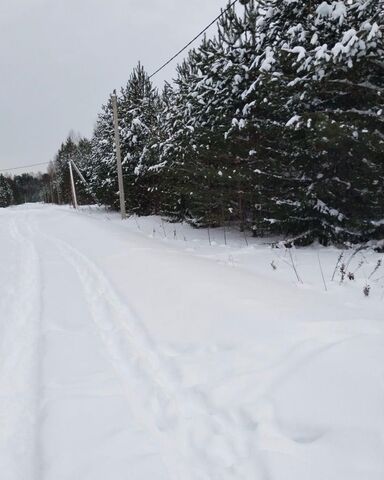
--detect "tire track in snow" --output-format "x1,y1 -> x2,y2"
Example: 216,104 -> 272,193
0,215 -> 42,480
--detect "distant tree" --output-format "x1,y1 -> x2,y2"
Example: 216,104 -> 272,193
0,175 -> 14,207
53,136 -> 93,206
88,63 -> 162,214
11,173 -> 45,204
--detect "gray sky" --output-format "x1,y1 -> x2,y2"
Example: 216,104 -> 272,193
0,0 -> 226,174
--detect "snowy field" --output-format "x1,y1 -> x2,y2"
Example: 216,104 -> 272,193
0,203 -> 383,480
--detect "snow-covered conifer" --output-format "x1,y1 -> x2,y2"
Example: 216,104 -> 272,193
0,175 -> 14,207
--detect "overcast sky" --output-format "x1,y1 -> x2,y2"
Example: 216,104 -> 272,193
0,0 -> 226,174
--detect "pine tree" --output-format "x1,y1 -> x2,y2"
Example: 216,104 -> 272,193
11,173 -> 45,204
192,2 -> 262,230
119,63 -> 162,215
157,53 -> 203,221
87,98 -> 118,208
143,82 -> 175,216
67,0 -> 383,246
53,135 -> 93,206
228,0 -> 384,244
0,175 -> 14,207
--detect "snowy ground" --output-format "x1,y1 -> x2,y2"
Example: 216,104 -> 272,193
0,204 -> 383,480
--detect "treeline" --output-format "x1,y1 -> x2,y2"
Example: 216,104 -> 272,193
0,173 -> 50,207
51,0 -> 383,246
45,135 -> 93,206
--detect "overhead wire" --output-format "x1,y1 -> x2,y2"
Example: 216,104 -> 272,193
149,0 -> 239,78
0,161 -> 51,173
3,1 -> 241,173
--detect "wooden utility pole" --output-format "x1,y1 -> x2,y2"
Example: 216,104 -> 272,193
68,160 -> 78,209
111,90 -> 127,219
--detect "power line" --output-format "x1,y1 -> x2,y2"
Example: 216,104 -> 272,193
2,1 -> 241,176
149,0 -> 239,79
0,161 -> 50,173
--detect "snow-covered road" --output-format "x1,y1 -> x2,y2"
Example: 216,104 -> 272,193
1,205 -> 383,480
1,207 -> 173,479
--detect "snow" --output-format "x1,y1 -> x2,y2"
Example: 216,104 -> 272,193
1,204 -> 384,480
260,46 -> 275,72
367,22 -> 380,41
290,46 -> 307,62
316,2 -> 347,24
286,115 -> 301,127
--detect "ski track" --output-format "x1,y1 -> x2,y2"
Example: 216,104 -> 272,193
0,213 -> 42,480
33,220 -> 200,480
31,213 -> 364,480
34,218 -> 251,479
